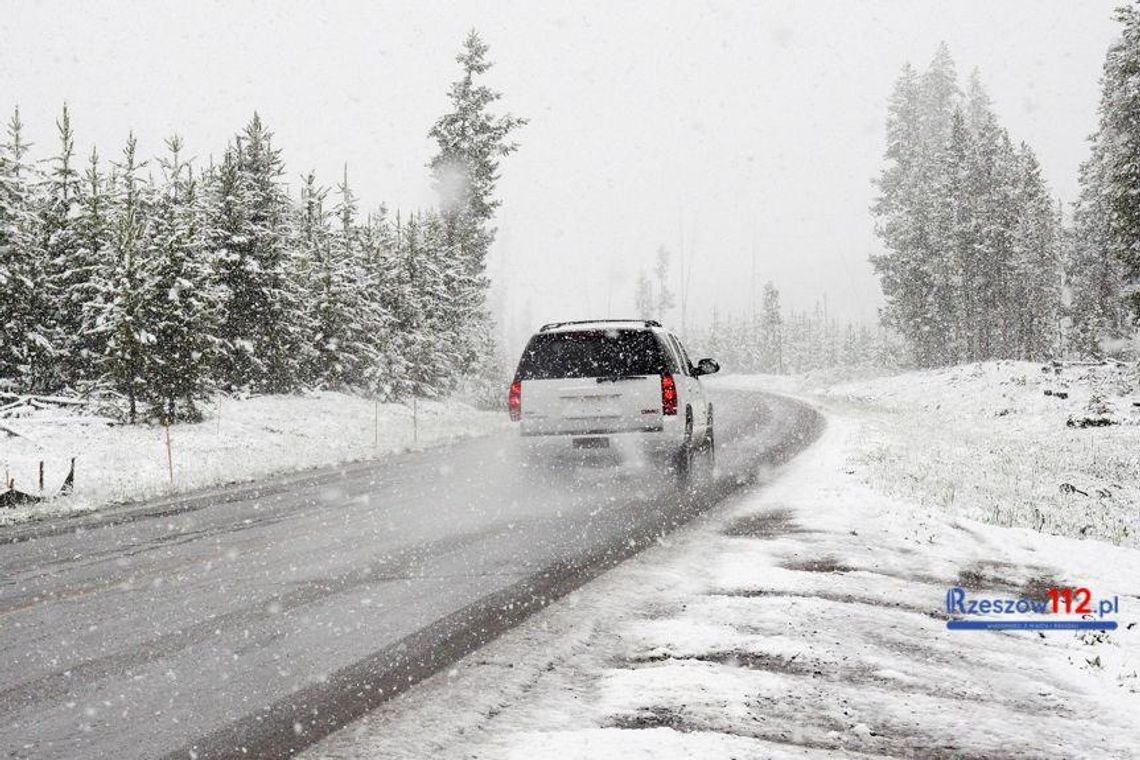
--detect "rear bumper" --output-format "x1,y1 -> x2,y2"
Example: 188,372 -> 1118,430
520,423 -> 663,437
518,415 -> 683,451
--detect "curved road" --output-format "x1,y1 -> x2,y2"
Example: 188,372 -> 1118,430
0,389 -> 821,759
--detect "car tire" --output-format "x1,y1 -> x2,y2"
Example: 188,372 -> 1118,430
673,408 -> 695,485
703,406 -> 715,476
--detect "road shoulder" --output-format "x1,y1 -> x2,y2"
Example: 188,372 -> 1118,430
1,393 -> 506,533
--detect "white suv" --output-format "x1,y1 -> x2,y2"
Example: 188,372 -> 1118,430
508,320 -> 719,477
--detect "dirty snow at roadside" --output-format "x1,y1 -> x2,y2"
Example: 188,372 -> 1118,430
306,368 -> 1140,759
0,392 -> 506,526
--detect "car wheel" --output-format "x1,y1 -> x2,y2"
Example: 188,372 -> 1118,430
703,406 -> 715,476
674,409 -> 695,485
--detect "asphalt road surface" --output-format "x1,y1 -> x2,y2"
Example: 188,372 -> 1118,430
0,389 -> 822,759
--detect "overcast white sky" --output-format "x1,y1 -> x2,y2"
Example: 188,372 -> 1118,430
1,0 -> 1123,348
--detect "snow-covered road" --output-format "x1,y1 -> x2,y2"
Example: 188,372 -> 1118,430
0,389 -> 821,759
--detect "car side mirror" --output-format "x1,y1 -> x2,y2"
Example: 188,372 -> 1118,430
694,358 -> 720,377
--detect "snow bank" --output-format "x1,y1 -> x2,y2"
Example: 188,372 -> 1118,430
0,392 -> 507,526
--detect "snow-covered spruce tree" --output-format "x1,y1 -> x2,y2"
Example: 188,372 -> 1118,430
333,169 -> 387,389
141,137 -> 219,422
944,105 -> 979,363
374,211 -> 415,400
1070,142 -> 1127,357
71,147 -> 114,387
356,208 -> 401,399
203,141 -> 248,386
917,45 -> 962,366
784,311 -> 807,373
428,210 -> 478,395
99,134 -> 152,423
1070,4 -> 1140,351
210,114 -> 305,393
761,281 -> 784,373
964,74 -> 1021,361
634,272 -> 654,319
871,61 -> 940,367
428,30 -> 525,386
300,167 -> 384,390
294,171 -> 334,387
387,212 -> 455,399
654,246 -> 675,320
1009,144 -> 1062,360
2,109 -> 62,392
704,307 -> 724,366
41,104 -> 103,389
0,107 -> 41,390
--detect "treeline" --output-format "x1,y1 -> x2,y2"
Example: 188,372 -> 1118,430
0,31 -> 523,422
872,44 -> 1063,368
693,282 -> 897,375
1070,4 -> 1140,356
875,16 -> 1140,368
629,252 -> 891,376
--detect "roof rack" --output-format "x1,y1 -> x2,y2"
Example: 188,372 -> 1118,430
539,319 -> 662,332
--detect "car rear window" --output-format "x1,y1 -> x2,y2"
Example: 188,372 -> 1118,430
516,330 -> 670,380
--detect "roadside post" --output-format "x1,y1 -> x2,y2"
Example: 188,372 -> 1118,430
164,417 -> 175,489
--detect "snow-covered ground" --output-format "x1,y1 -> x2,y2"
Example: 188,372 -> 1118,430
823,360 -> 1140,547
0,392 -> 507,526
306,363 -> 1140,759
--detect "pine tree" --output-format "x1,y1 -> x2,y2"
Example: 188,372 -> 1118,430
1070,4 -> 1140,350
293,171 -> 328,386
964,75 -> 1020,360
654,246 -> 675,319
3,109 -> 60,391
1009,144 -> 1062,359
428,30 -> 525,378
761,281 -> 783,373
142,136 -> 218,421
72,148 -> 113,387
423,209 -> 479,393
1100,4 -> 1140,320
296,171 -> 336,386
41,105 -> 94,389
871,62 -> 939,366
388,212 -> 453,398
204,140 -> 247,386
0,107 -> 38,389
920,43 -> 959,152
100,134 -> 152,422
634,271 -> 654,319
944,97 -> 975,362
304,167 -> 384,390
1070,142 -> 1127,356
706,307 -> 724,365
356,207 -> 400,399
211,114 -> 304,393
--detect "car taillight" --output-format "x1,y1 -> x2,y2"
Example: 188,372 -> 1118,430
508,380 -> 522,421
661,373 -> 677,415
